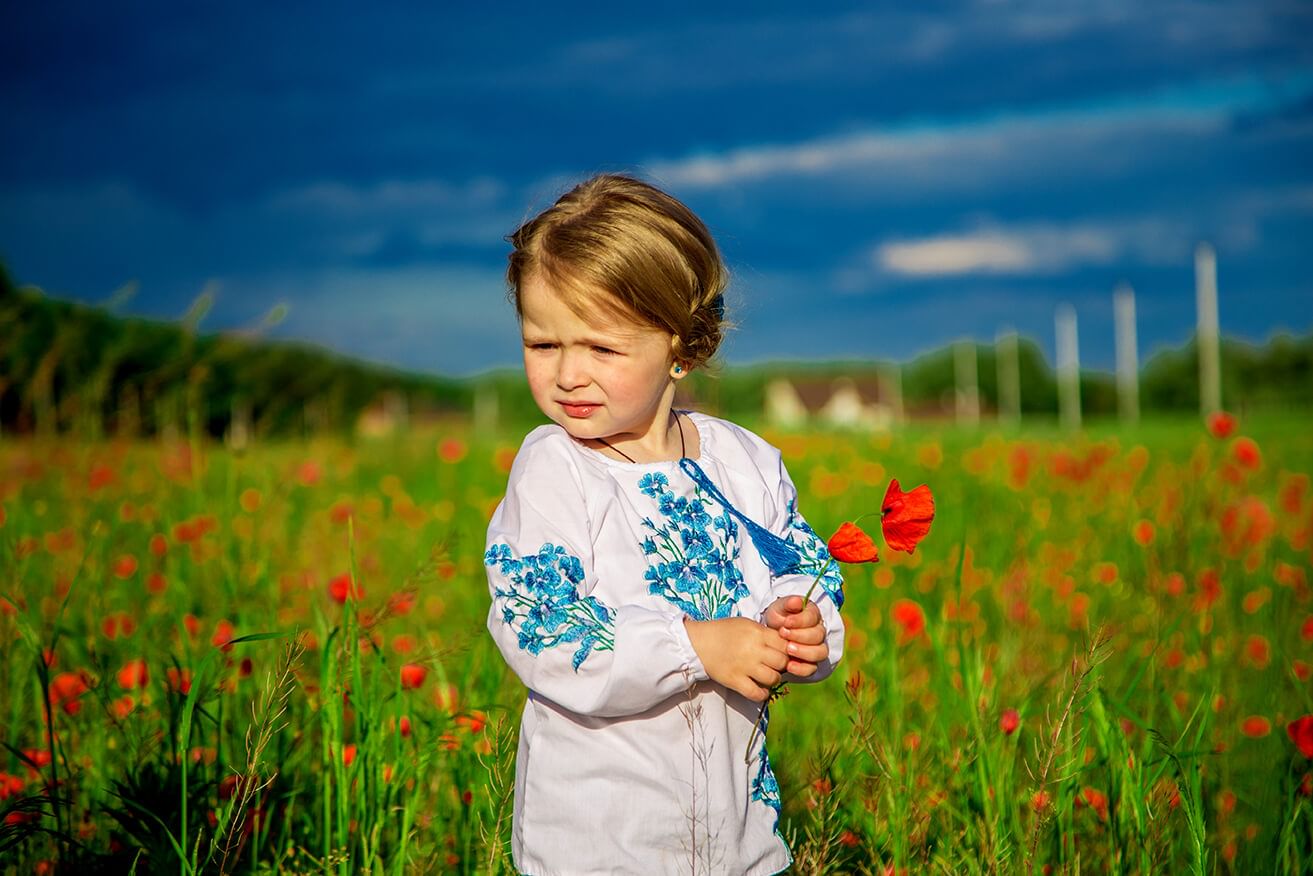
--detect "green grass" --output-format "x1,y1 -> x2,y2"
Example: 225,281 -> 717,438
2,412 -> 1311,873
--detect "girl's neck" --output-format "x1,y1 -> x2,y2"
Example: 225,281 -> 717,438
588,410 -> 699,464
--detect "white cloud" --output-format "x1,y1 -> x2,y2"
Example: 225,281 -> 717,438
873,218 -> 1201,277
645,104 -> 1224,191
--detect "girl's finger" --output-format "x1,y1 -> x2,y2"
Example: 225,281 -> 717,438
784,625 -> 826,646
785,660 -> 817,677
785,642 -> 828,663
783,606 -> 821,628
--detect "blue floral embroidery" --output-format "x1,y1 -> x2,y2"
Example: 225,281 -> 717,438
750,709 -> 783,833
782,499 -> 845,609
637,472 -> 748,621
485,542 -> 614,670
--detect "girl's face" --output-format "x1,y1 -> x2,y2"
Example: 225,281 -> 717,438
519,272 -> 682,448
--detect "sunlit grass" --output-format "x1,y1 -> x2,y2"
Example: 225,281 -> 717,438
2,413 -> 1311,873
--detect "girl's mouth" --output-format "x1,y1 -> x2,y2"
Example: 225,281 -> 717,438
561,403 -> 599,418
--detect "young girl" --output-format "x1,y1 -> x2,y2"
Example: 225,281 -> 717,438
484,174 -> 845,874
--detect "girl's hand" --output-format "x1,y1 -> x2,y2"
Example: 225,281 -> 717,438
762,595 -> 829,678
683,617 -> 788,702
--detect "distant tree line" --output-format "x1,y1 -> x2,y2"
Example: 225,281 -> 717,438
2,265 -> 1309,439
0,268 -> 469,440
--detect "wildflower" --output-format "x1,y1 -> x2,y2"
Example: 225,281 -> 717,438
212,619 -> 235,652
297,461 -> 322,486
400,716 -> 412,738
1244,635 -> 1270,669
881,479 -> 935,553
1030,790 -> 1050,812
456,711 -> 487,734
166,667 -> 192,695
1241,716 -> 1271,738
1287,716 -> 1313,758
50,671 -> 90,715
117,659 -> 149,691
1231,437 -> 1261,471
1206,411 -> 1236,439
1078,787 -> 1109,821
400,663 -> 427,690
827,522 -> 878,563
112,555 -> 138,579
839,829 -> 860,847
438,438 -> 468,464
1132,519 -> 1155,547
999,708 -> 1020,736
891,599 -> 926,645
342,744 -> 357,766
328,573 -> 363,604
149,534 -> 168,557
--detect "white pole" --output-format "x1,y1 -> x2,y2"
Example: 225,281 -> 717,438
1195,242 -> 1222,415
954,340 -> 980,426
878,362 -> 905,426
1114,283 -> 1139,424
996,327 -> 1021,426
1056,304 -> 1081,430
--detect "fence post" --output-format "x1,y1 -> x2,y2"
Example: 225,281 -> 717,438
877,362 -> 908,425
1195,242 -> 1222,415
1056,304 -> 1081,430
954,340 -> 980,426
1114,283 -> 1139,425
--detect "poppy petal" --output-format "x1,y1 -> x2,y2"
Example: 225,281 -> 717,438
882,479 -> 935,553
827,522 -> 879,564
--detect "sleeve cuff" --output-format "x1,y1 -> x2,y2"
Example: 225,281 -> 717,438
668,613 -> 709,683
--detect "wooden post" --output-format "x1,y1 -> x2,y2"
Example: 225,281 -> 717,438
954,340 -> 979,426
1114,283 -> 1139,424
996,328 -> 1021,426
1195,242 -> 1222,415
878,362 -> 905,426
1056,304 -> 1081,430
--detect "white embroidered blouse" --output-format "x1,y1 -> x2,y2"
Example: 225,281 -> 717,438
484,412 -> 845,875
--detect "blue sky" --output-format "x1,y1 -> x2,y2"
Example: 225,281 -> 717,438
2,1 -> 1310,376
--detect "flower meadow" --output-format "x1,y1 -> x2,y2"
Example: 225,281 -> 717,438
2,415 -> 1311,874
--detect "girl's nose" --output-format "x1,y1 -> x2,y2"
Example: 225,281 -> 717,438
555,350 -> 590,390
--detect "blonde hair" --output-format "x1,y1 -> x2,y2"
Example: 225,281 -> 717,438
506,174 -> 727,370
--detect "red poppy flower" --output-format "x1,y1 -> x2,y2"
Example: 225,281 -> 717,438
328,573 -> 364,604
1079,787 -> 1109,820
1000,708 -> 1020,736
400,663 -> 427,690
50,672 -> 90,715
342,744 -> 357,766
891,599 -> 926,645
212,619 -> 235,652
117,659 -> 149,691
1241,715 -> 1271,738
827,522 -> 879,564
881,480 -> 935,554
1206,411 -> 1236,439
1288,716 -> 1313,758
1232,437 -> 1262,471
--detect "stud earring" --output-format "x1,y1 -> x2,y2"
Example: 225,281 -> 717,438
672,364 -> 684,376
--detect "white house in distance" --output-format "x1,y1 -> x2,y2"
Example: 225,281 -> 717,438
765,375 -> 897,430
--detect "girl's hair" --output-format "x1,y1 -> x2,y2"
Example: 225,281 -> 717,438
506,173 -> 727,370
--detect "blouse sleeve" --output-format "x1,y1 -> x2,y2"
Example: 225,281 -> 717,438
765,451 -> 846,684
484,432 -> 708,718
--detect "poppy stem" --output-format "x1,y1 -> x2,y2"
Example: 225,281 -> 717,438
744,557 -> 837,763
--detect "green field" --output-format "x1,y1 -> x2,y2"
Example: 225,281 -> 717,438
2,413 -> 1311,873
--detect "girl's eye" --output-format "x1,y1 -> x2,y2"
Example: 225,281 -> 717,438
593,346 -> 619,356
528,342 -> 556,351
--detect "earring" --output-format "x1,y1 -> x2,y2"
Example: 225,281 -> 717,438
672,364 -> 684,376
